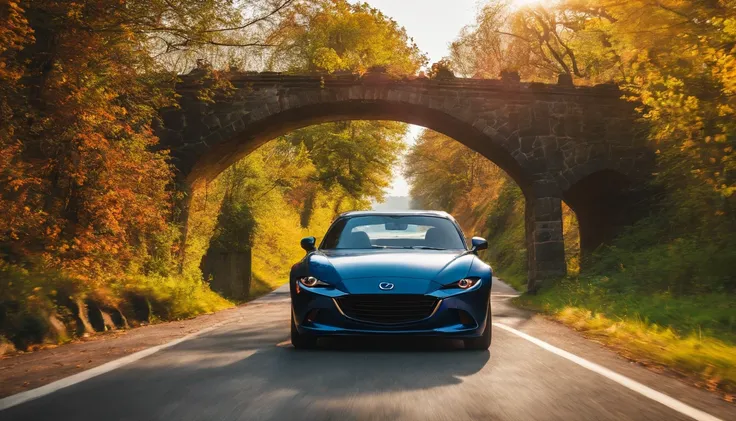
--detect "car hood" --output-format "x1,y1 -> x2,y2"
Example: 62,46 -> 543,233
306,249 -> 475,294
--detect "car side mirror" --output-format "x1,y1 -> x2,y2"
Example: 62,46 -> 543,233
471,237 -> 488,252
301,236 -> 316,252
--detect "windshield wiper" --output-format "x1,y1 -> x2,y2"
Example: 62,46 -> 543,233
404,246 -> 447,250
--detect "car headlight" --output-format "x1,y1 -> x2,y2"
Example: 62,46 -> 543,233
298,276 -> 331,288
442,278 -> 481,290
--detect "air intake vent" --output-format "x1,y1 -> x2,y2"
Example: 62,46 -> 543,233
335,294 -> 439,325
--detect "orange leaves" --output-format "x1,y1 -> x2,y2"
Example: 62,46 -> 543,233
0,1 -> 178,286
0,1 -> 33,82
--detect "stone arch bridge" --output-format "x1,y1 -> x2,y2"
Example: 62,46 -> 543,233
156,71 -> 653,290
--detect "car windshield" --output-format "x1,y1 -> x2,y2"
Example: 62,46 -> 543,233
320,215 -> 466,250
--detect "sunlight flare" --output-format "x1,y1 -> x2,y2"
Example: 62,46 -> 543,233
509,0 -> 543,8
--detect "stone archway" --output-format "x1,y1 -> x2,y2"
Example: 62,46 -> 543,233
157,70 -> 653,290
564,169 -> 650,258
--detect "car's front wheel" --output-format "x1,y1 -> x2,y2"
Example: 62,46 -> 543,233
291,311 -> 317,350
464,302 -> 492,350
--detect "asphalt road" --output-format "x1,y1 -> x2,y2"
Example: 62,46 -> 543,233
1,280 -> 734,421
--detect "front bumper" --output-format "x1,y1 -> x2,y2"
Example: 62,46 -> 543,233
291,281 -> 491,338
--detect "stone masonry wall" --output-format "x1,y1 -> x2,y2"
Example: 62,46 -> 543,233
157,70 -> 653,289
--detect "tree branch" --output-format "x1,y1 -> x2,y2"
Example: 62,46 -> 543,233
201,0 -> 296,33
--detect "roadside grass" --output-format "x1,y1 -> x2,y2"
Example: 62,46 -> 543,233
248,272 -> 287,301
496,268 -> 527,292
122,273 -> 233,320
515,276 -> 736,394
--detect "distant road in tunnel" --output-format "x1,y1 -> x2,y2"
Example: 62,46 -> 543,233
1,280 -> 733,421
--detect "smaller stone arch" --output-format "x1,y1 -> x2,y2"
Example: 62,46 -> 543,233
563,169 -> 649,257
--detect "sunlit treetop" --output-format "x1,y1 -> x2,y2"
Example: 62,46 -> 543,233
268,0 -> 428,74
451,0 -> 735,199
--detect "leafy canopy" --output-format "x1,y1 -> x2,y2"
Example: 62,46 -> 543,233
269,0 -> 427,74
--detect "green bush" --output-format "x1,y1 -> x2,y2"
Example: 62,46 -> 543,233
587,196 -> 736,296
119,273 -> 231,321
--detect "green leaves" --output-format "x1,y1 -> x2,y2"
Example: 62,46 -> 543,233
268,0 -> 427,74
284,121 -> 406,200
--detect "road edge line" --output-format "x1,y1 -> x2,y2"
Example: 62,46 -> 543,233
0,284 -> 292,411
0,319 -> 234,412
492,322 -> 723,421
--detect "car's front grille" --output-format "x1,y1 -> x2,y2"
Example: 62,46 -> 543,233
334,294 -> 439,325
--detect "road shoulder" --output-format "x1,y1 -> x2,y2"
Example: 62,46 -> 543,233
0,285 -> 289,399
491,279 -> 735,419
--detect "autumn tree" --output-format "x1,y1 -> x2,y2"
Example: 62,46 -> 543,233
0,0 -> 298,347
450,1 -> 621,82
268,0 -> 426,74
453,0 -> 735,199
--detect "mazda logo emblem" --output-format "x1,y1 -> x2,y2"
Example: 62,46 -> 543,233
378,282 -> 395,291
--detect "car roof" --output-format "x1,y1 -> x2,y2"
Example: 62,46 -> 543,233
337,210 -> 453,219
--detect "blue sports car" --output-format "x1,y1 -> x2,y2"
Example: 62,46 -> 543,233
289,211 -> 493,350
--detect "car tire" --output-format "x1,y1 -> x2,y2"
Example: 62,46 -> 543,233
464,302 -> 492,350
291,312 -> 317,350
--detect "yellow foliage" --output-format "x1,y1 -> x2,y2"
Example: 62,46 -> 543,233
547,305 -> 736,393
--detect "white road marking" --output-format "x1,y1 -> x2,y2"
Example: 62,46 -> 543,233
493,322 -> 723,421
0,319 -> 235,412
